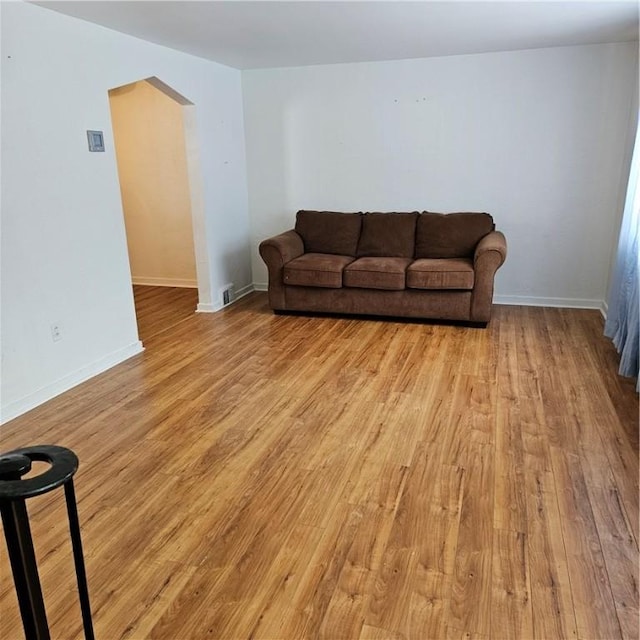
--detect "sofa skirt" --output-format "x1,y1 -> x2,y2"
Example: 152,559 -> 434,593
279,286 -> 473,321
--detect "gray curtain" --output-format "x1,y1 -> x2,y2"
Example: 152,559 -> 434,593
605,121 -> 639,390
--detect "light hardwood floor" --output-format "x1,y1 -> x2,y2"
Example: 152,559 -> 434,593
1,290 -> 638,640
132,285 -> 199,342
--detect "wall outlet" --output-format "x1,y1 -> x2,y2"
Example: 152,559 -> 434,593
50,323 -> 62,342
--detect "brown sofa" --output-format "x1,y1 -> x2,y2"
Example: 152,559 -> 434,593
259,210 -> 507,325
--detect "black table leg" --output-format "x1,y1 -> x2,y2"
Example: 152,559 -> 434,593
0,498 -> 50,640
64,480 -> 95,640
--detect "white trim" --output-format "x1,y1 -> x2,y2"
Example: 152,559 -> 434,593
493,295 -> 603,310
0,341 -> 144,425
196,284 -> 256,313
132,276 -> 198,288
600,300 -> 609,319
252,285 -> 603,311
235,283 -> 254,300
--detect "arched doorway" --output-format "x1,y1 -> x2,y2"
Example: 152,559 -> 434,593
108,77 -> 211,340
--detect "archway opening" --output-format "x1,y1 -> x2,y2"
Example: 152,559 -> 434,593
108,77 -> 210,341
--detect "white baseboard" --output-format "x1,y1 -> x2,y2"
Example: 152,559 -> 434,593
196,283 -> 256,313
600,300 -> 608,320
132,277 -> 198,288
252,286 -> 603,311
234,283 -> 254,299
0,341 -> 144,425
493,295 -> 604,310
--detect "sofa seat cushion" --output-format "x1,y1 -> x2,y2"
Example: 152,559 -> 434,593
356,212 -> 418,258
295,210 -> 362,256
344,257 -> 412,291
407,258 -> 475,290
416,212 -> 495,258
284,253 -> 354,288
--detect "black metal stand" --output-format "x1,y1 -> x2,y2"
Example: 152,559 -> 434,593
0,445 -> 95,640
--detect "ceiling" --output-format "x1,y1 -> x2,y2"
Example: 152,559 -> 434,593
37,1 -> 639,70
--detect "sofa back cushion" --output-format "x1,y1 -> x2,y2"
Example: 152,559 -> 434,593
356,212 -> 419,258
415,212 -> 495,258
295,210 -> 362,256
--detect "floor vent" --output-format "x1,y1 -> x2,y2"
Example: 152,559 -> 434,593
221,284 -> 234,306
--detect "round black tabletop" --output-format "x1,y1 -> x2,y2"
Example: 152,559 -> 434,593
0,445 -> 78,501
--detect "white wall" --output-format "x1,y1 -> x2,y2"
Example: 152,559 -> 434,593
0,2 -> 250,422
109,80 -> 198,288
243,43 -> 638,308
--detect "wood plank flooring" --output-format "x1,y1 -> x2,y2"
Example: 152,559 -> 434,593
0,292 -> 638,640
133,285 -> 198,342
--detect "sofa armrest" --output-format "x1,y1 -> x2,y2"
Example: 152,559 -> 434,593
259,230 -> 305,266
471,231 -> 507,322
259,230 -> 304,309
474,230 -> 507,267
